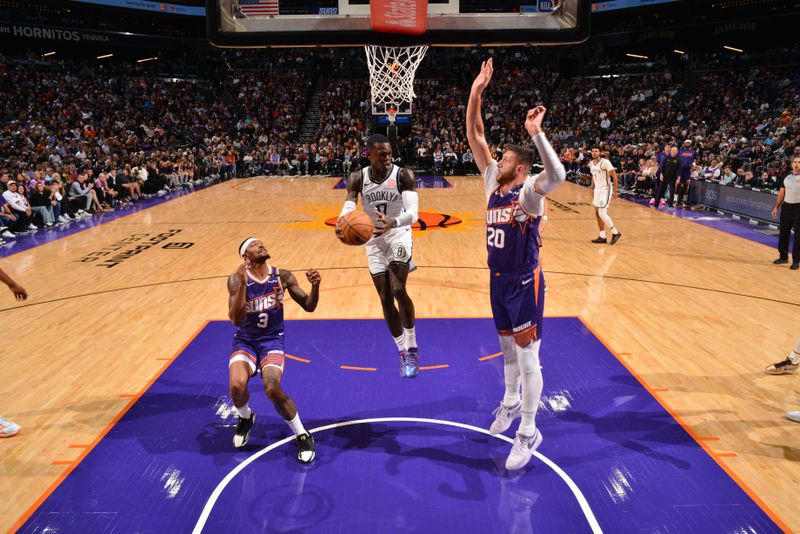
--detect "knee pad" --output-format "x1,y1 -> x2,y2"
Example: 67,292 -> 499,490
517,340 -> 541,375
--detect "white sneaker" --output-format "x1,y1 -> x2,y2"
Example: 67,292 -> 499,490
0,417 -> 21,438
1,230 -> 14,239
787,411 -> 800,423
505,429 -> 543,471
27,223 -> 38,230
489,401 -> 521,435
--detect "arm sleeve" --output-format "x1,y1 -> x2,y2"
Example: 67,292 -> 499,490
530,132 -> 566,194
338,200 -> 356,219
519,174 -> 546,216
395,191 -> 419,227
483,159 -> 499,200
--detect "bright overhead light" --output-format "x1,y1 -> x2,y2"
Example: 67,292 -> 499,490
97,53 -> 113,59
137,57 -> 158,63
673,49 -> 685,55
723,45 -> 743,53
41,51 -> 56,57
626,53 -> 649,60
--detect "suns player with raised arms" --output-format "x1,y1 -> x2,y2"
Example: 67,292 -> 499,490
227,237 -> 320,463
467,58 -> 566,470
337,133 -> 420,378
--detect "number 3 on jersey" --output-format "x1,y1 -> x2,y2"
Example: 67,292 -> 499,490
488,227 -> 505,249
257,312 -> 269,328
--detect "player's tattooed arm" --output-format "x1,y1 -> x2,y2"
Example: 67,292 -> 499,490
227,261 -> 249,326
337,171 -> 363,239
281,269 -> 320,312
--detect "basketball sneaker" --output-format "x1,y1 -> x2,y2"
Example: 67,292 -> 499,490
489,401 -> 521,435
296,432 -> 316,463
399,349 -> 408,377
404,348 -> 420,378
648,198 -> 655,206
791,263 -> 799,271
233,412 -> 255,448
610,232 -> 622,245
765,358 -> 799,375
773,257 -> 789,265
786,411 -> 800,423
0,417 -> 21,438
659,199 -> 666,207
505,428 -> 543,471
591,237 -> 607,244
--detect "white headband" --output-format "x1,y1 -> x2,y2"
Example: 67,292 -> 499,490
239,237 -> 258,258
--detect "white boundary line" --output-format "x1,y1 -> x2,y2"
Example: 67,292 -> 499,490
193,417 -> 602,534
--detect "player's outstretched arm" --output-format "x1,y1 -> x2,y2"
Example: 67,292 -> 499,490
227,261 -> 249,326
520,107 -> 566,215
525,106 -> 566,195
466,59 -> 495,174
281,269 -> 320,312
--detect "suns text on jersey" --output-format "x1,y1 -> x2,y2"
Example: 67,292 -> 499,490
486,206 -> 514,225
246,290 -> 283,313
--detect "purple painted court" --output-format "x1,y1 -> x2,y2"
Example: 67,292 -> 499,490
20,318 -> 779,533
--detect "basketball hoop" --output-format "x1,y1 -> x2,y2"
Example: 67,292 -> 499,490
365,45 -> 428,116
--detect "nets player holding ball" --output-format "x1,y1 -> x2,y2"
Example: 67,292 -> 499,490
337,134 -> 421,378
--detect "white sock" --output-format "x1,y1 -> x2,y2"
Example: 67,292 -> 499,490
789,337 -> 800,364
286,413 -> 306,436
611,226 -> 619,236
393,334 -> 405,351
599,231 -> 606,239
403,327 -> 417,350
517,340 -> 543,436
499,335 -> 521,407
237,404 -> 252,419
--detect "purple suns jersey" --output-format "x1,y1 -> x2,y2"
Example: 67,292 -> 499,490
678,149 -> 697,177
237,266 -> 285,340
484,161 -> 543,273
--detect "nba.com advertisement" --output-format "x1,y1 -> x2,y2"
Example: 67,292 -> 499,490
691,180 -> 778,223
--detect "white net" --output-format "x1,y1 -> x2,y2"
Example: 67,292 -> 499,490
365,45 -> 429,115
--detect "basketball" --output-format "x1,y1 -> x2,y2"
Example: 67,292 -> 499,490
337,211 -> 374,246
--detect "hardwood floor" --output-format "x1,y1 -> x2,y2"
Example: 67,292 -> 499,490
1,175 -> 798,531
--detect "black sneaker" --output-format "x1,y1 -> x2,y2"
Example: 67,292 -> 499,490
610,233 -> 622,245
591,237 -> 607,244
233,412 -> 255,448
773,258 -> 789,265
791,263 -> 799,271
296,432 -> 316,463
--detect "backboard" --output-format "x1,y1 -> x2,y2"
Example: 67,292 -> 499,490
207,0 -> 590,47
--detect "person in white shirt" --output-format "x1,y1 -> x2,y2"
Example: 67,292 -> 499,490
1,181 -> 37,232
589,147 -> 622,245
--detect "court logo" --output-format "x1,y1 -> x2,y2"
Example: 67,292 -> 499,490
163,242 -> 194,250
76,229 -> 184,268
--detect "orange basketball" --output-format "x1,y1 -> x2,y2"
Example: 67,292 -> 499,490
337,211 -> 374,246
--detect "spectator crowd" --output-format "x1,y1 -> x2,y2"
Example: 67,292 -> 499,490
2,45 -> 798,243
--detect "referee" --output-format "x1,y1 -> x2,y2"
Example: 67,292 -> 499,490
772,156 -> 800,270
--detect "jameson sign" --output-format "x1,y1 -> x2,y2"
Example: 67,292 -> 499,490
0,22 -> 111,42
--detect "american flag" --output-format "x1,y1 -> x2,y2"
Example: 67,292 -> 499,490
239,0 -> 280,17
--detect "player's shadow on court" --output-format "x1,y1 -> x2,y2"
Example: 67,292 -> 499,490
318,422 -> 509,503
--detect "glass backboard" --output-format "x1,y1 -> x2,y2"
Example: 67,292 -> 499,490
207,0 -> 590,47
